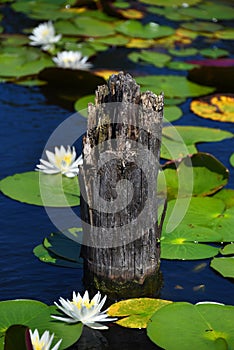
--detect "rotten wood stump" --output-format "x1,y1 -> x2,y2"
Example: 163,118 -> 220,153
79,72 -> 164,299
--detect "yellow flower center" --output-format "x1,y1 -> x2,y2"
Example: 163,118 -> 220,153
72,300 -> 95,309
32,338 -> 44,350
42,28 -> 49,37
55,153 -> 72,169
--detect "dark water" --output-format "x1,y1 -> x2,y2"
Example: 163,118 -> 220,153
1,82 -> 233,307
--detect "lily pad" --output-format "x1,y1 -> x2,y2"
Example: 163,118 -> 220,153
135,75 -> 215,98
139,0 -> 201,6
200,48 -> 229,59
230,153 -> 234,167
0,171 -> 80,207
158,153 -> 229,200
164,105 -> 183,123
56,17 -> 116,37
161,126 -> 232,160
215,28 -> 234,40
190,94 -> 234,123
128,50 -> 171,68
147,302 -> 234,349
147,6 -> 192,21
161,226 -> 221,260
44,230 -> 82,262
211,257 -> 234,279
167,61 -> 198,70
0,300 -> 82,350
221,243 -> 234,256
12,1 -> 77,20
116,20 -> 174,39
33,244 -> 81,268
179,2 -> 234,20
74,94 -> 94,116
164,197 -> 234,242
108,298 -> 171,328
181,21 -> 223,33
213,189 -> 234,208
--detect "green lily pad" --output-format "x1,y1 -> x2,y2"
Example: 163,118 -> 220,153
116,20 -> 174,39
92,35 -> 129,46
200,48 -> 229,59
215,28 -> 234,40
0,34 -> 29,47
221,244 -> 234,256
74,94 -> 94,116
165,97 -> 186,105
0,49 -> 53,79
0,300 -> 82,350
108,298 -> 171,328
211,257 -> 234,278
139,0 -> 201,6
56,17 -> 116,37
128,50 -> 171,68
158,153 -> 229,200
44,230 -> 82,263
33,244 -> 81,268
147,6 -> 192,21
147,302 -> 234,349
164,105 -> 183,122
12,1 -> 76,20
167,61 -> 198,70
161,126 -> 232,160
164,197 -> 234,242
230,153 -> 234,167
181,21 -> 223,33
213,189 -> 234,208
135,75 -> 215,98
0,171 -> 80,207
179,2 -> 234,20
161,226 -> 221,260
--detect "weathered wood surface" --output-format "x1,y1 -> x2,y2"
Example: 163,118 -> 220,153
79,72 -> 164,298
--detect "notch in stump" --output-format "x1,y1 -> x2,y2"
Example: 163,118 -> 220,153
79,72 -> 165,299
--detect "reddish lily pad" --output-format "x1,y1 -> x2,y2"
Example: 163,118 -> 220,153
190,94 -> 234,123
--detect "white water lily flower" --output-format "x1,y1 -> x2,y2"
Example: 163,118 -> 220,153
52,290 -> 117,330
29,21 -> 61,51
52,51 -> 92,70
36,145 -> 83,178
29,329 -> 62,350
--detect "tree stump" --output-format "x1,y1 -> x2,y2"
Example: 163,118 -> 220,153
79,72 -> 164,299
